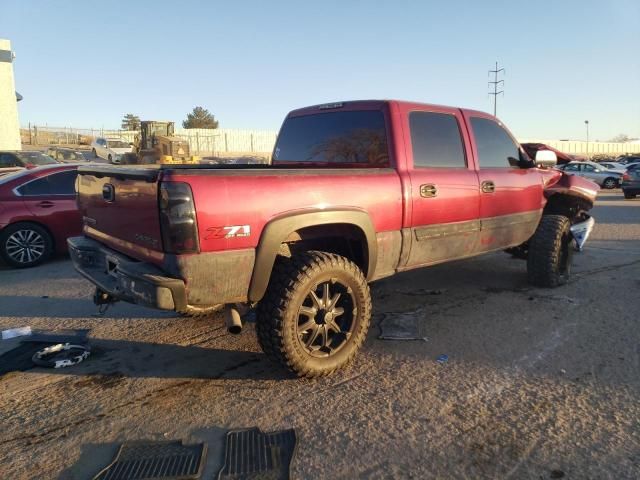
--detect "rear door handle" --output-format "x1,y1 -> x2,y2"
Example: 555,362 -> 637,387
37,201 -> 55,208
481,180 -> 495,193
420,184 -> 438,198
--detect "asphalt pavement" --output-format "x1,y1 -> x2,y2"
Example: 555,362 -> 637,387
0,190 -> 639,479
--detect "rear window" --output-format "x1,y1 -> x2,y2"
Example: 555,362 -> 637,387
107,140 -> 129,148
16,170 -> 78,196
16,152 -> 57,166
273,110 -> 389,166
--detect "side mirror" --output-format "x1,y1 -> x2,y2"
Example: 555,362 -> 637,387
535,149 -> 558,168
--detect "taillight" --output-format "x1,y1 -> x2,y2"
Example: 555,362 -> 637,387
623,173 -> 630,181
159,182 -> 199,254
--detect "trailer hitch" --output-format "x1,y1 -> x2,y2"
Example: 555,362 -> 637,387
93,288 -> 116,316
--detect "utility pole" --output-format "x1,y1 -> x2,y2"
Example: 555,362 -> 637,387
488,61 -> 505,117
584,120 -> 589,159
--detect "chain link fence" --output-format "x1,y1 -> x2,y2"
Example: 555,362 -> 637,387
21,125 -> 277,158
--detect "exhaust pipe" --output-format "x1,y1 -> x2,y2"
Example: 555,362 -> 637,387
225,306 -> 243,334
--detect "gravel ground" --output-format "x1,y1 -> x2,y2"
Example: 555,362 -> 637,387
0,191 -> 638,479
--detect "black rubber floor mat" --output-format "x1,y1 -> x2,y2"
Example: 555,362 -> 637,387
218,428 -> 297,480
93,441 -> 207,480
0,342 -> 49,375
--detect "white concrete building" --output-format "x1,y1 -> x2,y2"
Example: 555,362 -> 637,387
0,38 -> 21,150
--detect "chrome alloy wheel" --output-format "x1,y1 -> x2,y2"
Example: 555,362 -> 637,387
5,229 -> 46,264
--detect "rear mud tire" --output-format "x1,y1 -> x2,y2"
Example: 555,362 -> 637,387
527,215 -> 573,288
256,251 -> 372,378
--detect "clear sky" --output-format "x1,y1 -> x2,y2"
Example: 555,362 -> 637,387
2,0 -> 639,140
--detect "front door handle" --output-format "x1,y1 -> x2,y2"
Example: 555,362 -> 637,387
420,184 -> 438,198
36,201 -> 55,208
481,180 -> 495,193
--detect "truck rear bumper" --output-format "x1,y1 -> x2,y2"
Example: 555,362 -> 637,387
67,236 -> 187,311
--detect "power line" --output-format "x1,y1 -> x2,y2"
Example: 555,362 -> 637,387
488,61 -> 505,117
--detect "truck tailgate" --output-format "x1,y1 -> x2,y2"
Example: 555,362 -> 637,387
77,165 -> 164,263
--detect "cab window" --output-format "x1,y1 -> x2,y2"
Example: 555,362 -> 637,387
471,117 -> 520,168
409,111 -> 466,168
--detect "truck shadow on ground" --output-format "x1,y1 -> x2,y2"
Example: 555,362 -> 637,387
2,335 -> 292,381
0,295 -> 179,319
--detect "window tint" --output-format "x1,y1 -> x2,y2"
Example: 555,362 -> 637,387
471,117 -> 520,168
409,112 -> 466,168
583,164 -> 595,172
17,171 -> 77,196
273,110 -> 389,165
565,163 -> 580,172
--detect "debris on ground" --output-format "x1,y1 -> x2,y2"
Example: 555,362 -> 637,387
378,311 -> 428,341
436,354 -> 449,364
2,326 -> 32,340
32,343 -> 91,369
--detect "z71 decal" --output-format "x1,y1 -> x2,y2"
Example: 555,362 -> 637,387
205,225 -> 251,240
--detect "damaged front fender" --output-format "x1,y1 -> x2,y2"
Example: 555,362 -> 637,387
570,215 -> 595,251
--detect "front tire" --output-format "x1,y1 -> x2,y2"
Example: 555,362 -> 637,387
603,177 -> 617,189
256,251 -> 372,378
0,223 -> 53,268
527,215 -> 573,287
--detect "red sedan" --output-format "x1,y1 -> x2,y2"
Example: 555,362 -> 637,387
0,164 -> 82,268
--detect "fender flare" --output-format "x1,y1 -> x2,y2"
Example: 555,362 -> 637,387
248,208 -> 378,302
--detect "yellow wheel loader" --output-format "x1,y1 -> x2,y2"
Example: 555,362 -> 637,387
123,121 -> 200,165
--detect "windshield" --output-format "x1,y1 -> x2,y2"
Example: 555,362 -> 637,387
60,151 -> 85,161
16,152 -> 57,165
273,110 -> 389,166
107,140 -> 130,148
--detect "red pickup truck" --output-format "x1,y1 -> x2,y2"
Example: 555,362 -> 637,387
68,100 -> 598,377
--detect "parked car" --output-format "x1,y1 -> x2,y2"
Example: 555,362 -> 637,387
68,100 -> 598,377
621,169 -> 640,199
46,147 -> 88,163
596,161 -> 627,174
560,161 -> 623,189
90,137 -> 132,164
616,155 -> 640,165
0,151 -> 58,171
0,165 -> 82,268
